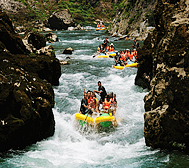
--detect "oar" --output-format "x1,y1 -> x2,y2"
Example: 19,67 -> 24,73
84,109 -> 91,122
83,88 -> 85,94
93,55 -> 97,58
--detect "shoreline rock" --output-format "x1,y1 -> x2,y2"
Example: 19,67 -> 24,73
135,0 -> 189,152
0,11 -> 61,152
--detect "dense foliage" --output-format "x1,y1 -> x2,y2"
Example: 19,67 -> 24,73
14,0 -> 119,24
13,0 -> 155,25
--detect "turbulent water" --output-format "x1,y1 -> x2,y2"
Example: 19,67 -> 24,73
1,25 -> 189,168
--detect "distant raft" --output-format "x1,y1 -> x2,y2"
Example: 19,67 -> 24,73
113,62 -> 138,70
96,27 -> 106,31
75,113 -> 118,128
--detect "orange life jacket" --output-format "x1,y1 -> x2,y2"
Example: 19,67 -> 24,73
111,47 -> 115,52
129,54 -> 133,60
104,100 -> 111,110
102,24 -> 105,27
120,54 -> 124,61
123,54 -> 128,61
97,24 -> 100,28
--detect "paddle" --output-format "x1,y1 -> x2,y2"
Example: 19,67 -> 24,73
84,109 -> 92,122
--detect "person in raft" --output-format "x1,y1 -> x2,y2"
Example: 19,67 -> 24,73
103,37 -> 109,51
94,81 -> 107,104
80,93 -> 89,115
132,38 -> 140,49
103,95 -> 112,113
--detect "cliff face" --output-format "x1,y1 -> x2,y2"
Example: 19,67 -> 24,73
0,11 -> 61,151
108,0 -> 157,40
135,0 -> 189,151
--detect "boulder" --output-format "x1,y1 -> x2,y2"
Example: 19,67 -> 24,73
63,47 -> 74,54
36,45 -> 55,57
47,9 -> 75,30
22,31 -> 46,53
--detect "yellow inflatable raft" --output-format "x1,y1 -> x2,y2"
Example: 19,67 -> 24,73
108,52 -> 116,57
96,27 -> 106,31
125,62 -> 138,68
113,62 -> 138,70
75,113 -> 118,127
97,52 -> 116,58
113,65 -> 125,70
75,113 -> 94,124
97,54 -> 109,58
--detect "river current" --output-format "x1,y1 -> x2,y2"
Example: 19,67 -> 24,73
0,25 -> 189,167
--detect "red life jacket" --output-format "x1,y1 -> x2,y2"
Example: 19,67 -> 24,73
88,97 -> 95,108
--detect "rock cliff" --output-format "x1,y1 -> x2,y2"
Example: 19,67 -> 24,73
108,0 -> 157,40
0,11 -> 61,151
135,0 -> 189,152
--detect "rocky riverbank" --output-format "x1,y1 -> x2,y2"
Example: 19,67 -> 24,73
135,0 -> 189,152
0,11 -> 61,151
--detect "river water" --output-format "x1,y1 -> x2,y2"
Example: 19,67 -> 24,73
0,25 -> 189,167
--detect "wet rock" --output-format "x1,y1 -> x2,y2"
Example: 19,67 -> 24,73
63,47 -> 74,54
36,45 -> 55,57
22,30 -> 46,52
59,60 -> 70,65
118,35 -> 128,40
45,32 -> 59,42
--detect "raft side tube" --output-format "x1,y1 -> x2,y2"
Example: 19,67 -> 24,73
95,116 -> 116,124
125,62 -> 138,67
75,113 -> 94,124
113,66 -> 125,70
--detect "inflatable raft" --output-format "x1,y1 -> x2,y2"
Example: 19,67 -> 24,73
108,51 -> 116,57
75,113 -> 118,127
97,52 -> 116,58
113,62 -> 138,70
126,61 -> 138,67
96,27 -> 106,31
97,53 -> 109,58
